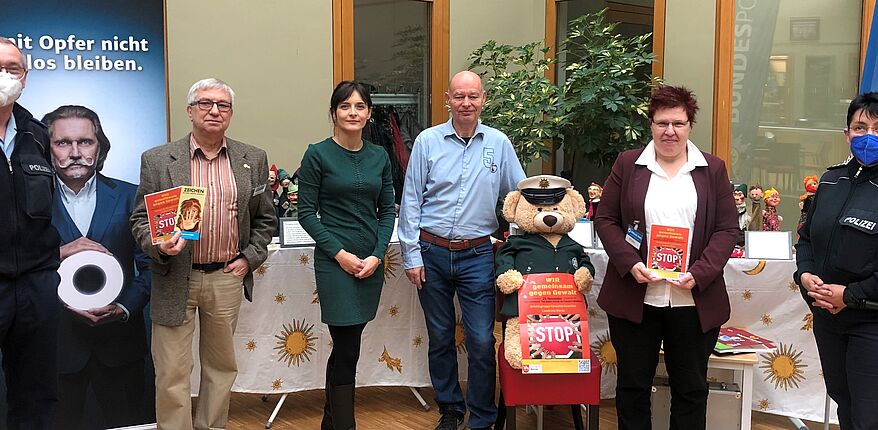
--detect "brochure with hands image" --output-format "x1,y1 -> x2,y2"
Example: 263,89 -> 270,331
144,186 -> 207,244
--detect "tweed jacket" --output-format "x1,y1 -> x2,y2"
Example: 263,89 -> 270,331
130,134 -> 276,326
594,147 -> 738,332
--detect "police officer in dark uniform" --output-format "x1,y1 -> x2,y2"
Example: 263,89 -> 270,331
0,38 -> 62,429
796,92 -> 878,430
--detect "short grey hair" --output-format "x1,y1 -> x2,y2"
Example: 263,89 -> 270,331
0,37 -> 26,68
186,78 -> 235,105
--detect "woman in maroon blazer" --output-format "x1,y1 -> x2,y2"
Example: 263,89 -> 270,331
594,86 -> 738,430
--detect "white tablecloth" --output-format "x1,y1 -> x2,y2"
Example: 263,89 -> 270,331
220,244 -> 467,394
194,246 -> 831,423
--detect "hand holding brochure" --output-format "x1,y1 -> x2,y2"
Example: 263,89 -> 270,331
647,225 -> 690,280
144,186 -> 207,244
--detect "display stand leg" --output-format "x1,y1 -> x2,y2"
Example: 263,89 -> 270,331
824,393 -> 831,430
409,386 -> 431,411
264,393 -> 288,429
786,417 -> 808,430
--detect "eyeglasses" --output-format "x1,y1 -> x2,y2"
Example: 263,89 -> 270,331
190,99 -> 232,113
0,65 -> 26,79
848,124 -> 878,135
652,120 -> 689,130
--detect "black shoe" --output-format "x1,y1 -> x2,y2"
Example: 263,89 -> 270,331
435,409 -> 464,430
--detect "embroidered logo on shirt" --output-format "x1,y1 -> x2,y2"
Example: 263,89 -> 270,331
482,147 -> 495,171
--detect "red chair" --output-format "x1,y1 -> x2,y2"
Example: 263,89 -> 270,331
495,340 -> 602,430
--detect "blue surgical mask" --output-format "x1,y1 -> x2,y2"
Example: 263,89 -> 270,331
851,133 -> 878,167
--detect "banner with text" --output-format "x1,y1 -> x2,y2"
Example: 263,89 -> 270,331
3,0 -> 167,184
729,0 -> 780,182
519,273 -> 591,374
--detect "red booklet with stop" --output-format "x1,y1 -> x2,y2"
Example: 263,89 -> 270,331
647,225 -> 690,280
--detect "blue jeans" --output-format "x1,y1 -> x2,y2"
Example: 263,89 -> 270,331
417,239 -> 497,428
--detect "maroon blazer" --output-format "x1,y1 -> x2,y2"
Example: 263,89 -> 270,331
594,147 -> 738,332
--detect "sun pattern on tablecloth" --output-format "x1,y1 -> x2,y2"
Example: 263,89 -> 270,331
245,339 -> 257,352
760,343 -> 807,390
413,336 -> 423,347
274,319 -> 318,367
591,331 -> 617,375
255,264 -> 269,277
758,399 -> 770,410
761,313 -> 773,325
379,346 -> 403,373
800,313 -> 813,331
275,293 -> 286,304
788,281 -> 799,292
388,304 -> 400,317
272,379 -> 283,390
742,289 -> 753,300
311,289 -> 319,304
298,253 -> 310,266
384,247 -> 401,280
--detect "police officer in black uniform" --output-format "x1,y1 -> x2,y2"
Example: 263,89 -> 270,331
0,37 -> 62,429
796,92 -> 878,430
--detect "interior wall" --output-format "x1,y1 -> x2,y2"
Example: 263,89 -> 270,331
448,0 -> 546,82
662,0 -> 717,151
166,0 -> 333,172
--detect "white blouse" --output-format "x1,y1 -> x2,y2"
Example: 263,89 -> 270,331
635,140 -> 707,307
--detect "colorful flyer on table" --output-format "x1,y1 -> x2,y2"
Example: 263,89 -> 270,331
647,225 -> 690,280
144,186 -> 207,244
518,273 -> 590,374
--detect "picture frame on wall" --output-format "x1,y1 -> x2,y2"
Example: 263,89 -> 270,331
790,17 -> 820,41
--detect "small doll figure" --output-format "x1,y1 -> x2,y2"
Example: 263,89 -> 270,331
798,175 -> 818,229
747,184 -> 764,231
269,164 -> 279,206
282,182 -> 299,219
586,182 -> 602,220
762,188 -> 783,231
733,183 -> 750,246
275,169 -> 291,221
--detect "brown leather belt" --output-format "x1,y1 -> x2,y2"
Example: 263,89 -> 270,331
419,230 -> 490,251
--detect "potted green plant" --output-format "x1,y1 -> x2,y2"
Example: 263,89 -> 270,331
469,9 -> 657,181
468,40 -> 563,167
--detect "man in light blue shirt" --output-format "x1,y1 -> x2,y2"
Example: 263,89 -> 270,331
399,71 -> 525,430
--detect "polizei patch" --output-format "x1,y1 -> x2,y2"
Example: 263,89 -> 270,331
841,215 -> 878,233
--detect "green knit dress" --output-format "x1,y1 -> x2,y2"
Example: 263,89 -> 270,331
297,138 -> 396,326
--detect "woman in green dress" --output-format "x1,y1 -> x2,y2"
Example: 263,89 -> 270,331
298,81 -> 395,430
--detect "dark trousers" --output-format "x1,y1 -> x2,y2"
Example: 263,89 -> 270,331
0,269 -> 61,430
53,356 -> 146,430
812,308 -> 878,430
608,305 -> 719,430
326,323 -> 367,387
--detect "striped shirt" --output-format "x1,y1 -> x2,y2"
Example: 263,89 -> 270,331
190,135 -> 238,264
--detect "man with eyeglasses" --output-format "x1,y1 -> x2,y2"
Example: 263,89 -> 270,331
130,78 -> 275,430
0,37 -> 63,429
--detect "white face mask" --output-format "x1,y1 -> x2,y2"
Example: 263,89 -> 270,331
0,71 -> 23,107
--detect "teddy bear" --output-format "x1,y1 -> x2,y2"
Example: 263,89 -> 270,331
495,175 -> 595,369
